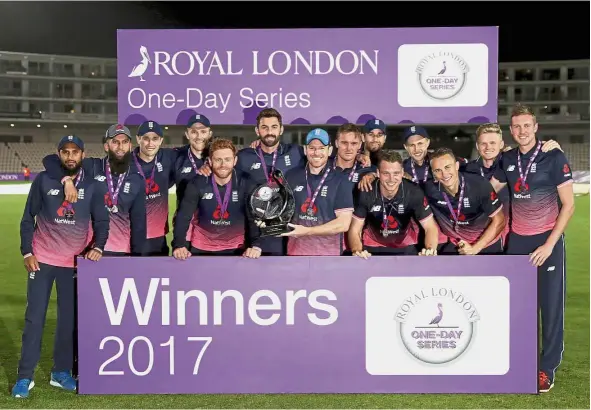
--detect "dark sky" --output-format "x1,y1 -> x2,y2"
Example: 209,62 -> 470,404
0,1 -> 588,62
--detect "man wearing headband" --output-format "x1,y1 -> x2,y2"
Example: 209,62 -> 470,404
348,150 -> 440,258
13,136 -> 109,398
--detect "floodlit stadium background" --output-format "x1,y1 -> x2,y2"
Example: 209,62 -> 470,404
0,52 -> 588,407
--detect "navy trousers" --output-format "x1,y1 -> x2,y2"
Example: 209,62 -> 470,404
507,231 -> 565,382
17,262 -> 75,380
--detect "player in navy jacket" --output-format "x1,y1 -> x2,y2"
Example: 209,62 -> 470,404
489,104 -> 575,393
44,121 -> 181,256
197,108 -> 306,256
277,128 -> 354,256
13,136 -> 109,398
172,138 -> 258,257
425,148 -> 505,255
465,122 -> 563,249
171,114 -> 215,247
42,125 -> 146,256
349,150 -> 440,257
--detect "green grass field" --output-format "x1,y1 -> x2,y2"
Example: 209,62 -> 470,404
0,191 -> 588,408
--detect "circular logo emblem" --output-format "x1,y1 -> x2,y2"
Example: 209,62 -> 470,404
394,287 -> 480,364
415,52 -> 470,101
257,186 -> 273,201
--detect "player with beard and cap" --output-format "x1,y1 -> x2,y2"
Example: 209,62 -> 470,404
198,108 -> 306,256
172,138 -> 258,258
489,104 -> 574,393
51,121 -> 182,256
348,150 -> 440,258
42,124 -> 147,256
424,147 -> 505,255
13,136 -> 109,398
464,123 -> 562,249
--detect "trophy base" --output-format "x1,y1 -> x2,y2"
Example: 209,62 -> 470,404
260,223 -> 292,237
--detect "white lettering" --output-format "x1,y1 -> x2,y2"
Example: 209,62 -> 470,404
99,278 -> 339,327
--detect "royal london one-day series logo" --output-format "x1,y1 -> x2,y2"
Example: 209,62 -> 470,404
415,51 -> 470,101
394,286 -> 480,365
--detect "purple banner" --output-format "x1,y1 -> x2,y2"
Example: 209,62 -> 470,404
116,27 -> 499,126
0,173 -> 36,181
77,255 -> 537,395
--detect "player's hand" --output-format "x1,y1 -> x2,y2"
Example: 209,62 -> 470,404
24,254 -> 40,273
280,223 -> 309,237
250,139 -> 261,149
173,247 -> 191,260
530,243 -> 553,267
85,248 -> 103,261
403,172 -> 413,181
243,247 -> 262,259
197,163 -> 212,176
418,248 -> 438,256
358,173 -> 376,192
503,145 -> 512,152
352,249 -> 372,259
457,240 -> 481,255
356,153 -> 371,168
64,179 -> 78,203
541,139 -> 563,153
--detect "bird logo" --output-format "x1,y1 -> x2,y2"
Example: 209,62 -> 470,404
428,303 -> 444,327
128,46 -> 151,82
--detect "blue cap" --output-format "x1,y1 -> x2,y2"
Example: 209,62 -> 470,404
57,135 -> 84,151
306,128 -> 330,146
363,119 -> 387,134
187,113 -> 211,128
137,120 -> 163,137
402,125 -> 430,142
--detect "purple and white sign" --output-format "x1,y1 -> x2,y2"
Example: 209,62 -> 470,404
0,173 -> 36,181
116,27 -> 499,126
77,255 -> 537,395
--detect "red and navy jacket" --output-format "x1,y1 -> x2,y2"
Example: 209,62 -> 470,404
353,178 -> 433,249
20,171 -> 110,268
493,143 -> 573,236
172,173 -> 254,252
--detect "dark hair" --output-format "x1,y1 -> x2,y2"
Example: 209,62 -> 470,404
377,149 -> 403,166
256,108 -> 283,128
336,123 -> 362,140
430,147 -> 456,162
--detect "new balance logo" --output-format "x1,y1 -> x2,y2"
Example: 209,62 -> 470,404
507,165 -> 515,171
370,205 -> 382,212
95,175 -> 106,182
47,189 -> 60,196
202,193 -> 213,200
547,266 -> 555,271
294,186 -> 304,192
251,163 -> 261,170
181,167 -> 192,174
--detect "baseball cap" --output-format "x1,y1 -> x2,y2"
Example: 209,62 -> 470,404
104,124 -> 132,143
187,113 -> 211,128
137,120 -> 163,137
306,128 -> 330,146
57,135 -> 84,151
363,119 -> 387,134
402,125 -> 430,142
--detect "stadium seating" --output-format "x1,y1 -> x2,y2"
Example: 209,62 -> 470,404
0,142 -> 245,173
0,141 -> 586,174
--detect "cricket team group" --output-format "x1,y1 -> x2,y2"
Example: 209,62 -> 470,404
12,103 -> 574,397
